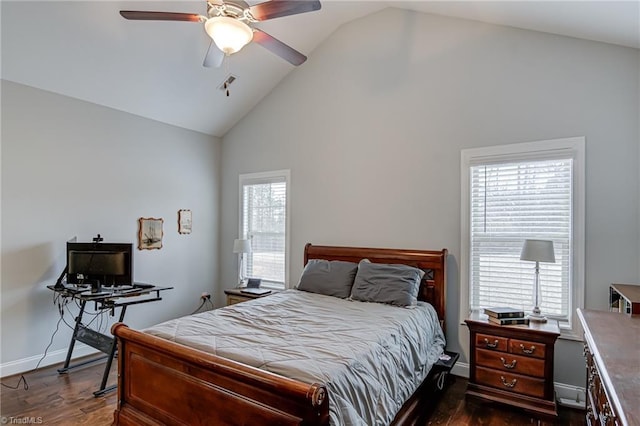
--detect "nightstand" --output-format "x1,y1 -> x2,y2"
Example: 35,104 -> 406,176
224,288 -> 275,306
465,311 -> 560,418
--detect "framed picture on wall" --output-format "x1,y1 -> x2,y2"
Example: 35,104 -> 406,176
138,217 -> 163,250
178,209 -> 192,234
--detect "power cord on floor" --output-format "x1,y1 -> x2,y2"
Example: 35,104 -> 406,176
0,314 -> 63,390
436,371 -> 447,390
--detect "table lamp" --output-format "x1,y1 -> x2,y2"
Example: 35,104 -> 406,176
233,238 -> 251,286
520,239 -> 555,322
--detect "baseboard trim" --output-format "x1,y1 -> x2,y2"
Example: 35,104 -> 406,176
448,361 -> 585,409
0,344 -> 99,378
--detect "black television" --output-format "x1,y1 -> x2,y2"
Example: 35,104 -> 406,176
66,241 -> 133,287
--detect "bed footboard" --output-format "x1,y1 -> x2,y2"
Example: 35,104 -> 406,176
111,323 -> 329,426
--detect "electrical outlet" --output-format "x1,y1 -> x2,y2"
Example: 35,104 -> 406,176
201,292 -> 211,301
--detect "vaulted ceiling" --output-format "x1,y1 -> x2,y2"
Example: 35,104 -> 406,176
2,1 -> 638,137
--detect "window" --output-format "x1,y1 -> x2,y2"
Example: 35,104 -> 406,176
461,137 -> 585,339
239,170 -> 290,289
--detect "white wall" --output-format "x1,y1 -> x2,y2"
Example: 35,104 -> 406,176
1,81 -> 221,375
220,8 -> 640,388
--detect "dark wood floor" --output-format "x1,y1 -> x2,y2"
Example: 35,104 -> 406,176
1,356 -> 117,425
1,359 -> 584,425
424,376 -> 585,425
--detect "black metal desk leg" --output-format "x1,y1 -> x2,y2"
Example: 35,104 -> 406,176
57,300 -> 86,373
94,305 -> 127,397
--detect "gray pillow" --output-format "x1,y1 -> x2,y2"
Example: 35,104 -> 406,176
296,259 -> 358,298
350,260 -> 425,307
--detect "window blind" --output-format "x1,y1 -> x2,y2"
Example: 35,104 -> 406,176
241,177 -> 287,286
469,158 -> 572,318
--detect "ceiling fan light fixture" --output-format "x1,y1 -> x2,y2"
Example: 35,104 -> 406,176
205,16 -> 253,55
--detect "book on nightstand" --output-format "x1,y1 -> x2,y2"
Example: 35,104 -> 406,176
484,307 -> 526,319
487,316 -> 530,326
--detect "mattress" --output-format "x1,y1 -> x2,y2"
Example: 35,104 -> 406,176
144,289 -> 445,425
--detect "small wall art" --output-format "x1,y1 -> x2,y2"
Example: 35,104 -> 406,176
138,217 -> 163,250
178,209 -> 192,234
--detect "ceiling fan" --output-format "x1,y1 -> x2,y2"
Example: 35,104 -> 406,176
120,0 -> 321,68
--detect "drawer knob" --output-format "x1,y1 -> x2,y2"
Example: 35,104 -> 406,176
500,357 -> 517,369
588,365 -> 597,387
519,343 -> 536,354
602,402 -> 613,423
484,338 -> 499,348
500,376 -> 517,388
586,405 -> 594,421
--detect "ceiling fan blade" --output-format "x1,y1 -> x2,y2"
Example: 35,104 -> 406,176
252,29 -> 306,66
119,11 -> 202,22
249,0 -> 321,21
203,41 -> 225,68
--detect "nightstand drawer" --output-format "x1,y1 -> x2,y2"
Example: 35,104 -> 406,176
227,295 -> 248,305
476,333 -> 508,351
224,288 -> 276,306
510,338 -> 546,359
476,366 -> 545,398
476,348 -> 545,378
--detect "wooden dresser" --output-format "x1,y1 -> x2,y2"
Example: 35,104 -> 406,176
578,309 -> 639,426
465,311 -> 560,418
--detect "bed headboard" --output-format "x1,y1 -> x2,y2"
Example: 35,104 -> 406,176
304,243 -> 448,328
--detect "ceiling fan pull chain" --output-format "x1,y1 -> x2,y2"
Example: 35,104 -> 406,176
224,58 -> 231,97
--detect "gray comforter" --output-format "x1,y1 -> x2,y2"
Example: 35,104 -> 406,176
144,289 -> 445,425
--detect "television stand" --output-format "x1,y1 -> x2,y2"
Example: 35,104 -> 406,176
48,283 -> 172,396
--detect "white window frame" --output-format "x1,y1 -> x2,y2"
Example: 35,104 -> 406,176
460,137 -> 585,340
238,170 -> 291,290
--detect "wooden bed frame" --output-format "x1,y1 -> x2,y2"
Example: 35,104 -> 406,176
112,244 -> 448,425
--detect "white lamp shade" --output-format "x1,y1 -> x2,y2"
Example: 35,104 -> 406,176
233,238 -> 251,254
204,17 -> 253,54
520,239 -> 555,263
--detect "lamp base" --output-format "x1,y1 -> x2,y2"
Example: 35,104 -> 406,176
527,307 -> 547,323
